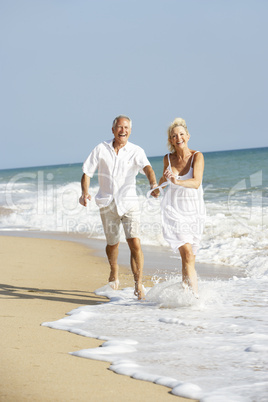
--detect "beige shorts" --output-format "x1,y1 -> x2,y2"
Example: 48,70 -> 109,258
100,200 -> 140,245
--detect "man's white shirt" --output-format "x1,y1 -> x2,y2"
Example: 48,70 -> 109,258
83,139 -> 151,215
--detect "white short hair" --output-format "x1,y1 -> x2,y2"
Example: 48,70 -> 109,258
112,115 -> 132,129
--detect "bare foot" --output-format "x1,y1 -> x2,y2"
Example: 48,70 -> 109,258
182,281 -> 199,299
108,280 -> 119,290
134,283 -> 145,300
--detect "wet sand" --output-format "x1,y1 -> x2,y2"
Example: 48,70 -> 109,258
0,235 -> 196,402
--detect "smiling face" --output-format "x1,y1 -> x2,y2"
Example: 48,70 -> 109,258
112,117 -> 132,148
169,125 -> 190,150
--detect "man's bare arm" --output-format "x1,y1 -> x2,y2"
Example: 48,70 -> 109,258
143,165 -> 159,198
79,173 -> 91,206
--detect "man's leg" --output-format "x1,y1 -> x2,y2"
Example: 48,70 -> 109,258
106,242 -> 120,289
100,201 -> 121,290
127,237 -> 145,300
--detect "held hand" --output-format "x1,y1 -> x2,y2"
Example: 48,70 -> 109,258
150,184 -> 160,198
79,194 -> 91,207
150,189 -> 160,198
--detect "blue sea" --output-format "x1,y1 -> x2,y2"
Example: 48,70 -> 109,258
1,147 -> 268,401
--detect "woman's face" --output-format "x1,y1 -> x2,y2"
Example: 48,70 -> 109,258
170,126 -> 189,149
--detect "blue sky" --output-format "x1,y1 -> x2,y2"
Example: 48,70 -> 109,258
0,0 -> 267,169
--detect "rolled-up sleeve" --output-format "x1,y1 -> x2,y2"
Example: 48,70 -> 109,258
136,148 -> 151,174
82,146 -> 99,177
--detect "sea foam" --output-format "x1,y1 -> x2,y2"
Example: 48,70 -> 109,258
42,275 -> 268,401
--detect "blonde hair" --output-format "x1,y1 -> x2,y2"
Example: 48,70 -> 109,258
167,118 -> 190,153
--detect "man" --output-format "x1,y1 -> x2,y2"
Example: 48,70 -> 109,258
80,115 -> 158,299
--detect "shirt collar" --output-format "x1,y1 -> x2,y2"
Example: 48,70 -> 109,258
104,138 -> 130,152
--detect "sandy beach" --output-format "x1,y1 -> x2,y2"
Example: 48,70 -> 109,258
0,235 -> 196,402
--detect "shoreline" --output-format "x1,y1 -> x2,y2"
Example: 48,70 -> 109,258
0,234 -> 196,401
0,230 -> 245,280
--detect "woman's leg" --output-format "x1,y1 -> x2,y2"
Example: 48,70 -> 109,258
179,243 -> 198,295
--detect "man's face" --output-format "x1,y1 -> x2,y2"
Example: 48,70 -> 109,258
112,117 -> 132,146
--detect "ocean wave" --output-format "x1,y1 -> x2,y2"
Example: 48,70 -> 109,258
0,181 -> 267,278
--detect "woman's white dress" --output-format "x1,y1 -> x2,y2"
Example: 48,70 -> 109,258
161,152 -> 206,255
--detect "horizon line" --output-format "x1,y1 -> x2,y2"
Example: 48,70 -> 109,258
0,145 -> 267,171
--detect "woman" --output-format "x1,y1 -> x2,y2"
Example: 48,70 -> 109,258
152,118 -> 206,296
